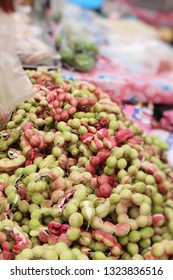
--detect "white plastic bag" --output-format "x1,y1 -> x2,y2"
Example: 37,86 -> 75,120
0,9 -> 33,129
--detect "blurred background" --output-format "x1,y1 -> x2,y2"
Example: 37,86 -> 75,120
2,0 -> 173,163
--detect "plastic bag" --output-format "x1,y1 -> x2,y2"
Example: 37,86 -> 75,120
57,7 -> 99,72
14,10 -> 53,66
16,37 -> 52,65
0,10 -> 33,130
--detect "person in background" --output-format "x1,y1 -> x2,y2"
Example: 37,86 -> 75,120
0,0 -> 16,55
0,0 -> 15,12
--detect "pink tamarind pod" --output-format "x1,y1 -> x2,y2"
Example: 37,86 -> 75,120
103,137 -> 117,149
22,122 -> 34,131
114,223 -> 131,237
90,156 -> 100,166
93,138 -> 103,150
141,161 -> 158,174
103,221 -> 117,234
91,177 -> 99,189
97,128 -> 109,139
8,228 -> 30,254
0,251 -> 13,260
97,151 -> 111,162
92,230 -> 117,247
61,110 -> 69,121
52,100 -> 60,108
58,234 -> 72,246
110,243 -> 123,256
1,241 -> 10,251
24,129 -> 35,139
154,171 -> 165,184
115,129 -> 134,143
99,183 -> 112,198
30,135 -> 41,148
17,185 -> 28,200
98,174 -> 110,185
57,93 -> 66,102
152,214 -> 165,227
39,230 -> 49,243
81,133 -> 94,144
47,234 -> 59,245
48,221 -> 69,236
86,165 -> 96,176
127,136 -> 143,145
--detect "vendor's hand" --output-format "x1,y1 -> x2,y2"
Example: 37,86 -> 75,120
0,0 -> 15,13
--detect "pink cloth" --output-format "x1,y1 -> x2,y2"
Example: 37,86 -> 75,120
117,0 -> 173,27
161,111 -> 173,131
62,55 -> 173,104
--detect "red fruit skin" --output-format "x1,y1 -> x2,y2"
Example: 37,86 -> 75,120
48,221 -> 69,236
127,136 -> 143,145
97,151 -> 111,163
30,135 -> 41,147
24,129 -> 34,139
47,235 -> 59,245
17,185 -> 28,200
115,129 -> 133,143
93,138 -> 103,149
22,122 -> 34,131
114,223 -> 130,236
39,231 -> 49,243
92,230 -> 117,247
154,172 -> 164,184
0,251 -> 13,260
1,241 -> 10,251
81,133 -> 94,144
91,177 -> 99,189
104,137 -> 117,149
98,174 -> 110,185
47,221 -> 62,235
95,188 -> 102,197
141,161 -> 158,174
86,165 -> 96,176
100,118 -> 109,128
58,234 -> 72,246
152,214 -> 165,227
97,128 -> 109,139
158,183 -> 167,194
99,183 -> 112,198
90,156 -> 100,166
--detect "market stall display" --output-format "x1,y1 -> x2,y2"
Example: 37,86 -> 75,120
49,3 -> 173,104
1,0 -> 173,262
0,70 -> 173,260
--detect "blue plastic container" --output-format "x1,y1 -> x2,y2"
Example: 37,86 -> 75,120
68,0 -> 104,9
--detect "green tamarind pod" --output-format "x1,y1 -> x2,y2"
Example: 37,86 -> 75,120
95,202 -> 110,218
54,242 -> 69,256
60,249 -> 76,260
43,249 -> 58,260
91,251 -> 106,260
69,212 -> 83,228
81,206 -> 95,222
126,242 -> 139,256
